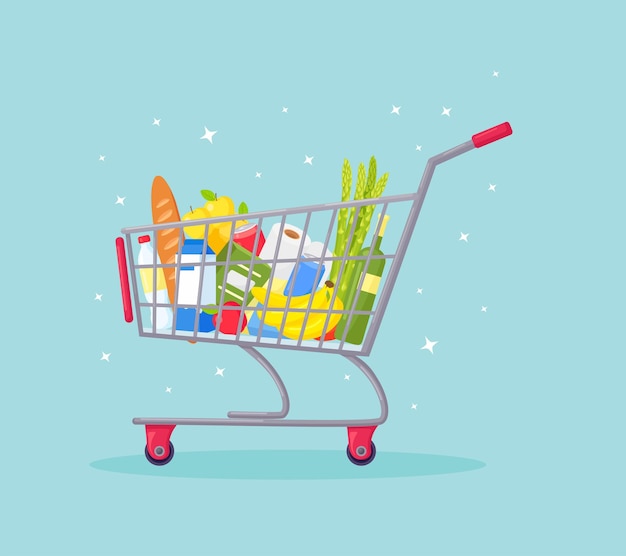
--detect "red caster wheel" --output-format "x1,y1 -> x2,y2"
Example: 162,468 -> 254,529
346,425 -> 377,466
145,441 -> 174,466
347,441 -> 376,466
144,424 -> 176,466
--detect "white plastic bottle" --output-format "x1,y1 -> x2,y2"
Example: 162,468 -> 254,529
138,235 -> 173,330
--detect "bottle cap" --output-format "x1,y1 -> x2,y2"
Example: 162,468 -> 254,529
138,235 -> 151,244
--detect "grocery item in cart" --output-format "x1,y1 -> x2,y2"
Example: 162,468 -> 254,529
335,214 -> 389,345
269,277 -> 289,293
282,240 -> 333,298
182,191 -> 248,255
175,239 -> 216,306
213,301 -> 247,334
303,241 -> 332,284
214,216 -> 249,254
329,157 -> 389,306
246,310 -> 282,338
258,222 -> 311,280
151,176 -> 185,306
137,235 -> 173,330
251,280 -> 343,340
231,222 -> 266,256
175,307 -> 216,333
282,281 -> 343,340
213,241 -> 272,308
284,254 -> 325,297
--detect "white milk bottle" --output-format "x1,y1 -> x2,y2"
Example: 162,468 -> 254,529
138,235 -> 173,330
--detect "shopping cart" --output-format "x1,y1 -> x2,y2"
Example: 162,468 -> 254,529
116,122 -> 513,466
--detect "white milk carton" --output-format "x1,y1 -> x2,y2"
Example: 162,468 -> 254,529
175,239 -> 216,306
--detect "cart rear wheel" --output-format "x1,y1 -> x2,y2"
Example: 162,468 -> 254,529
346,441 -> 376,466
145,441 -> 175,466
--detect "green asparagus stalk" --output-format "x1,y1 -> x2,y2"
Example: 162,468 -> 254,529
342,162 -> 366,252
355,173 -> 388,249
364,156 -> 377,198
337,170 -> 389,302
337,163 -> 365,282
330,159 -> 352,283
339,159 -> 375,293
349,156 -> 377,257
330,153 -> 390,307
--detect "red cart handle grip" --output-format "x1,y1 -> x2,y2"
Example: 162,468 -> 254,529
472,122 -> 512,148
116,237 -> 134,323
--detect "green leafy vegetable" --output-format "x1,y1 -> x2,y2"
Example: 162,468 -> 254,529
330,159 -> 353,283
331,156 -> 389,303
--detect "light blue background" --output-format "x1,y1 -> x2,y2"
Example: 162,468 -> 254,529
2,1 -> 624,555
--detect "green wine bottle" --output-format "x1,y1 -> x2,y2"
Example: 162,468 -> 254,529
336,215 -> 389,345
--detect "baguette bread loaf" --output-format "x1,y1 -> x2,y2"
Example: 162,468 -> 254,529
151,176 -> 184,306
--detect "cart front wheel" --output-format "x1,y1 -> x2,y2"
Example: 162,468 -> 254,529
346,441 -> 376,466
145,441 -> 175,466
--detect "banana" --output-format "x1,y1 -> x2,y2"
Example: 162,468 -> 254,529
281,287 -> 344,340
250,287 -> 311,309
252,282 -> 333,331
251,286 -> 310,329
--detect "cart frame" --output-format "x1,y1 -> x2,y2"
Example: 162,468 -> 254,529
116,122 -> 512,465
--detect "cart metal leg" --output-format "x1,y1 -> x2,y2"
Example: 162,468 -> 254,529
227,346 -> 289,419
134,347 -> 388,465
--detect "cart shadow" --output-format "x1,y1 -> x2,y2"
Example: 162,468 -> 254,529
90,450 -> 486,479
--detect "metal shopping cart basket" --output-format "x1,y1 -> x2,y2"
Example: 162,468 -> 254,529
116,122 -> 513,466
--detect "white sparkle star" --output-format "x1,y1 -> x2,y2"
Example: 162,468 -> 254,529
200,127 -> 217,143
488,183 -> 497,192
98,155 -> 105,161
442,106 -> 452,117
94,293 -> 103,301
255,172 -> 262,178
115,195 -> 126,206
165,386 -> 172,393
421,337 -> 438,354
493,70 -> 499,77
344,374 -> 351,381
415,145 -> 422,151
391,105 -> 401,115
416,288 -> 423,294
459,232 -> 469,242
411,403 -> 418,410
304,155 -> 314,165
282,107 -> 288,113
481,306 -> 488,312
152,118 -> 161,126
100,352 -> 111,362
215,367 -> 225,377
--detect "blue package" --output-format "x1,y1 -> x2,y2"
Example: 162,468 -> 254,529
175,308 -> 216,332
246,311 -> 281,338
181,239 -> 215,256
284,256 -> 325,297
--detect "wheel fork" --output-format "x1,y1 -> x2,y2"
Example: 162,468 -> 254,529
145,424 -> 176,460
347,425 -> 377,461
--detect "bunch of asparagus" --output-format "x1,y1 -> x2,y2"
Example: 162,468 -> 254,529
330,156 -> 389,303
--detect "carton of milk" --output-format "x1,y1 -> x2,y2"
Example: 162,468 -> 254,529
175,239 -> 216,307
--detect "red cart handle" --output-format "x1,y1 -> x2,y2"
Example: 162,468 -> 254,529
116,237 -> 134,323
472,122 -> 512,148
